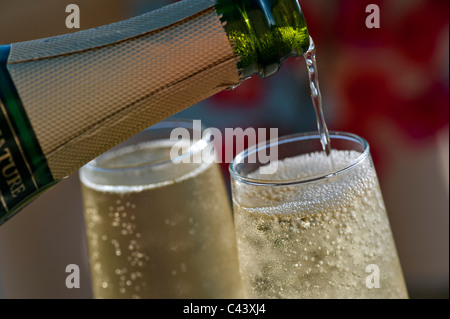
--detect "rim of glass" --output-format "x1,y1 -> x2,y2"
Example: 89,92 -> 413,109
83,119 -> 213,173
229,131 -> 370,186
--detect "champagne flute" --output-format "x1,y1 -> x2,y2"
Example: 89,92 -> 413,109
230,131 -> 408,299
80,119 -> 244,299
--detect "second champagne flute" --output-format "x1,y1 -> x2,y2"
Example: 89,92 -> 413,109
80,120 -> 245,298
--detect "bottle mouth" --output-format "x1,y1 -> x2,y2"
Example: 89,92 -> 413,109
229,131 -> 370,187
216,0 -> 310,79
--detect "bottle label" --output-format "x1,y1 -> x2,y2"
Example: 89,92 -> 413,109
0,45 -> 54,224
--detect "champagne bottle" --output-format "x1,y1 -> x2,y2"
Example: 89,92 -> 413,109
0,0 -> 309,224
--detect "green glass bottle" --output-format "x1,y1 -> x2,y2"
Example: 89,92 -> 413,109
216,0 -> 310,78
0,0 -> 309,224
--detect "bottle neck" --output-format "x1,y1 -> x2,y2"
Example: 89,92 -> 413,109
215,0 -> 310,79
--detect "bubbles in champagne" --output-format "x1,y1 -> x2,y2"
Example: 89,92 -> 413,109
84,194 -> 149,299
81,140 -> 245,299
233,150 -> 408,298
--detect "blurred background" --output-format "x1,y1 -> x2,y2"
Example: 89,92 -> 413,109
0,0 -> 448,298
